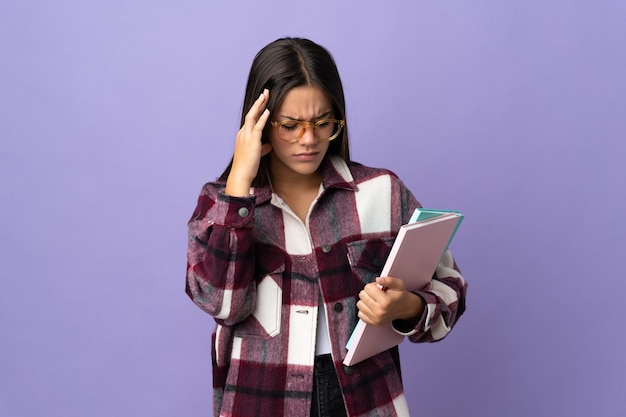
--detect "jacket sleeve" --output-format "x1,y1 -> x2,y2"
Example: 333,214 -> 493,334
185,183 -> 258,326
410,249 -> 467,342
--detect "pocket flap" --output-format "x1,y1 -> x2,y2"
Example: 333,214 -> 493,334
346,237 -> 395,272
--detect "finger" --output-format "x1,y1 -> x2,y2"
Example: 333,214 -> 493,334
378,277 -> 407,292
361,288 -> 389,315
244,90 -> 269,127
356,299 -> 375,319
358,288 -> 371,302
360,286 -> 380,302
375,277 -> 387,290
363,281 -> 386,299
254,108 -> 270,132
357,310 -> 374,325
357,302 -> 384,326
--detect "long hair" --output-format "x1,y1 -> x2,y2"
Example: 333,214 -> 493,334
218,38 -> 350,186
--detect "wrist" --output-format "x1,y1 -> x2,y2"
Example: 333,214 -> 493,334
391,293 -> 424,336
397,292 -> 424,322
225,175 -> 253,197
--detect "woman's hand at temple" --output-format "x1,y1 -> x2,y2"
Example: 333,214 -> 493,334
225,89 -> 273,197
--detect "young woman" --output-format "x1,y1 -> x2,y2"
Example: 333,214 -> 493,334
186,37 -> 467,417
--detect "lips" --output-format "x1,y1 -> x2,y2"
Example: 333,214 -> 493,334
293,152 -> 319,161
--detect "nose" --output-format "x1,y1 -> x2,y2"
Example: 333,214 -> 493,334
299,125 -> 317,145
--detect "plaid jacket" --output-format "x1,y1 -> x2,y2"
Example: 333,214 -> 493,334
186,156 -> 467,417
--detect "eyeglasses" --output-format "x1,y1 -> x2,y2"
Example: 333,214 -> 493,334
270,119 -> 345,143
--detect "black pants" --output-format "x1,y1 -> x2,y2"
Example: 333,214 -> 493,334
310,354 -> 348,417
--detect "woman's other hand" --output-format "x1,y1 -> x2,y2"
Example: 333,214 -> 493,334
356,277 -> 425,327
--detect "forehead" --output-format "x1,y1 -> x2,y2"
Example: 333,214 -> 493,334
277,86 -> 332,118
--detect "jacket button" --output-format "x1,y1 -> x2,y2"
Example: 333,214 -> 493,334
333,302 -> 343,313
321,245 -> 332,253
343,365 -> 354,375
237,207 -> 249,217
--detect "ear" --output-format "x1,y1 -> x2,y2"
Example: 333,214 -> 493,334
261,143 -> 273,157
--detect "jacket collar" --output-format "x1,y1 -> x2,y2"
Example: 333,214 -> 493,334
320,155 -> 358,191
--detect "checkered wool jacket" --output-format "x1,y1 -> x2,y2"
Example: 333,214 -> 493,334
186,156 -> 467,417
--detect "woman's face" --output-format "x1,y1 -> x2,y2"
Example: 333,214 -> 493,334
268,86 -> 332,181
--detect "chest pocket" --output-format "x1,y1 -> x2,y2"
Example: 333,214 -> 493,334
346,237 -> 396,285
234,264 -> 285,339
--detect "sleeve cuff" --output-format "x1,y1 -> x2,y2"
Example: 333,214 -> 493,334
215,191 -> 256,227
391,319 -> 418,336
390,291 -> 432,336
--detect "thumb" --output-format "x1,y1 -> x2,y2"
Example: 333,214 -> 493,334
377,276 -> 404,291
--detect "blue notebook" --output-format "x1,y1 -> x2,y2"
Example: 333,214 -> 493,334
410,208 -> 464,258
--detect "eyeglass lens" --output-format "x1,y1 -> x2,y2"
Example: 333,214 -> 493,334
277,121 -> 339,141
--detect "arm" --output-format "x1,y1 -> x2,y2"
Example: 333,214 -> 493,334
185,187 -> 258,325
410,249 -> 467,342
186,89 -> 272,325
357,249 -> 467,341
356,177 -> 467,341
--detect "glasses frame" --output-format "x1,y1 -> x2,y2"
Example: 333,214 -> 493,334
270,119 -> 346,143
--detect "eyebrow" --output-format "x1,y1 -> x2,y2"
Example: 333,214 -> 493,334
279,111 -> 333,121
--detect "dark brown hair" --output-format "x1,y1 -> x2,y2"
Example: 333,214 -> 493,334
218,37 -> 350,185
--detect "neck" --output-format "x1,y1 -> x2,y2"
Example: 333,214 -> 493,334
269,165 -> 322,199
272,171 -> 322,198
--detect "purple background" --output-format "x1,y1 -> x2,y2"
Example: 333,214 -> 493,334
2,1 -> 625,416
